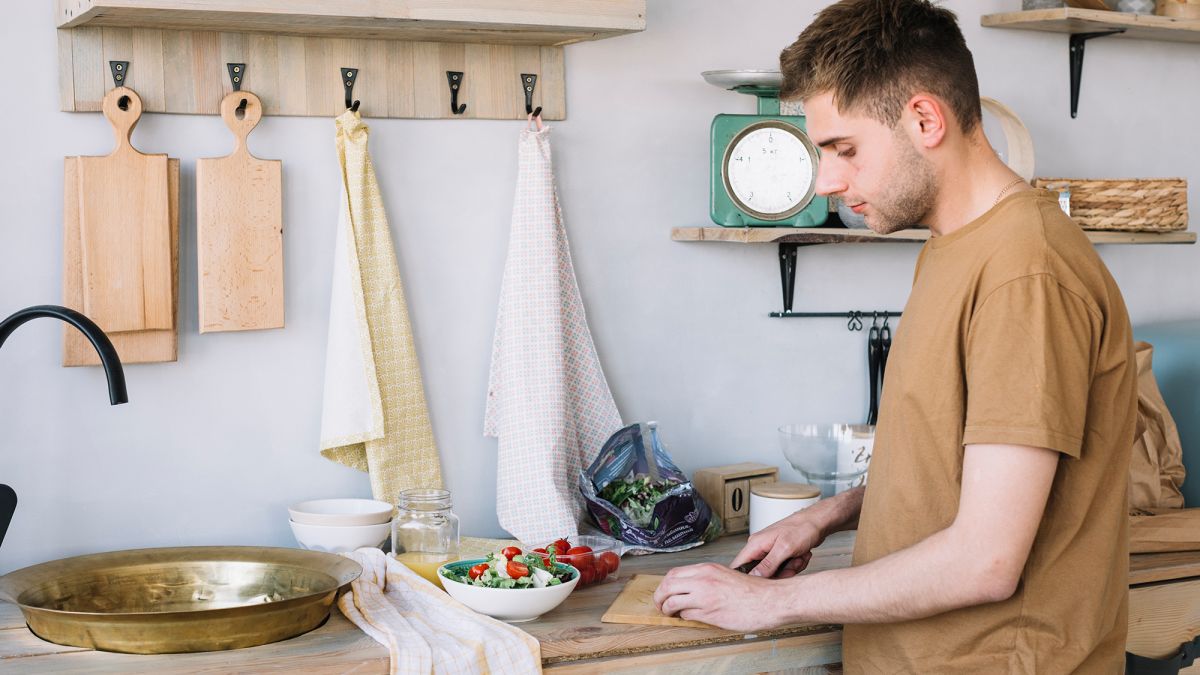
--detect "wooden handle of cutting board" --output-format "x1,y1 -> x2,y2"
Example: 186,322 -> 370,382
101,87 -> 144,158
219,91 -> 263,158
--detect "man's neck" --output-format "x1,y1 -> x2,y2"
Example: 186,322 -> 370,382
923,136 -> 1026,238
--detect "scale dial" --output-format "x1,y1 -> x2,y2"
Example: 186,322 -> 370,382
721,120 -> 818,221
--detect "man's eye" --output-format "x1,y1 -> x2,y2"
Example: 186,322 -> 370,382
837,147 -> 856,158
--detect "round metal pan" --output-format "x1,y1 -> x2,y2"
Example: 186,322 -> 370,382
0,546 -> 361,654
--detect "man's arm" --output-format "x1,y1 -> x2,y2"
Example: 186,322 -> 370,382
655,443 -> 1059,630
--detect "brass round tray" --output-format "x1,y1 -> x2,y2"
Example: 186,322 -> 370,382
0,546 -> 361,654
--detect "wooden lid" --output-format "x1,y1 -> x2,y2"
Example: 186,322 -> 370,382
751,482 -> 821,500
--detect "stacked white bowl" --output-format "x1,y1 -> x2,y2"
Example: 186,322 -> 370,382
288,498 -> 394,553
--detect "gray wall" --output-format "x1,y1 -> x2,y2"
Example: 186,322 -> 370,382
0,1 -> 1196,573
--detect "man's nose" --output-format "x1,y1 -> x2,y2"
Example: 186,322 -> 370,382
814,158 -> 847,197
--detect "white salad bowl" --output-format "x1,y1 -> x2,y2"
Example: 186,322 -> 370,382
288,498 -> 395,527
437,559 -> 579,623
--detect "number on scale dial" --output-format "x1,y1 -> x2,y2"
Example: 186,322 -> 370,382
724,123 -> 817,219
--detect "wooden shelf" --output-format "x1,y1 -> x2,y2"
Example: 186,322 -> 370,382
56,0 -> 647,46
671,226 -> 1198,246
55,1 -> 645,119
981,8 -> 1200,44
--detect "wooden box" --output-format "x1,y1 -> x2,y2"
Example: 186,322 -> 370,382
693,463 -> 779,535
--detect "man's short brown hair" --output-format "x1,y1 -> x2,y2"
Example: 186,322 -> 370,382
780,0 -> 981,134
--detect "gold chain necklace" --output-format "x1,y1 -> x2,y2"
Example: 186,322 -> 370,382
994,177 -> 1026,206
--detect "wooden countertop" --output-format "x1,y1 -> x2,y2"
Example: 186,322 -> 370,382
1,532 -> 1197,673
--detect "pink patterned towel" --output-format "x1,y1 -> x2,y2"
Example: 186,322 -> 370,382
484,123 -> 623,545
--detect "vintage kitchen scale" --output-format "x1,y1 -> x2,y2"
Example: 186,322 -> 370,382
704,70 -> 829,228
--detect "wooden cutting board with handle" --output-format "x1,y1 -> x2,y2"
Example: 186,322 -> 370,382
196,91 -> 284,333
601,574 -> 718,629
63,156 -> 178,366
76,87 -> 173,333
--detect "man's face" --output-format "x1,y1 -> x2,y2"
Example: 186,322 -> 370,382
803,92 -> 937,234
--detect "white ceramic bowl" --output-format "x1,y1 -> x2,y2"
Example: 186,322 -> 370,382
288,498 -> 394,527
437,559 -> 579,623
289,519 -> 391,553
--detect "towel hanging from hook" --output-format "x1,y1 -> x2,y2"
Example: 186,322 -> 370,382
341,67 -> 360,112
447,71 -> 466,115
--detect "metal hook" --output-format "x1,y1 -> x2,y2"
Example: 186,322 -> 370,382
847,311 -> 864,332
521,73 -> 542,118
447,71 -> 466,115
341,67 -> 360,112
227,63 -> 248,114
872,311 -> 880,328
882,311 -> 890,328
109,60 -> 129,89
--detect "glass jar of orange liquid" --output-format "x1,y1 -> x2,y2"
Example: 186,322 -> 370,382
392,488 -> 459,586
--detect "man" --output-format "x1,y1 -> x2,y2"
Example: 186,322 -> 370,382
653,1 -> 1137,672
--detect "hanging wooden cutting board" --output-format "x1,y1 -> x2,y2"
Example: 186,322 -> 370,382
76,87 -> 174,333
196,91 -> 284,333
63,155 -> 179,366
601,574 -> 718,629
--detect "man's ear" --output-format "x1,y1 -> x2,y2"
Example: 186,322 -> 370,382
905,94 -> 948,150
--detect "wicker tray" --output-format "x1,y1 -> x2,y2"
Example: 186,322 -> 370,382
1033,178 -> 1188,232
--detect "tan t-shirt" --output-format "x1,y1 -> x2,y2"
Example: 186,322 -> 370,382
842,190 -> 1137,674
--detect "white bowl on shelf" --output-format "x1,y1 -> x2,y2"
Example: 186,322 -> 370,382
289,519 -> 391,553
288,498 -> 394,527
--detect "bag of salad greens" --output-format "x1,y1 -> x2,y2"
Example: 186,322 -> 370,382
579,421 -> 720,553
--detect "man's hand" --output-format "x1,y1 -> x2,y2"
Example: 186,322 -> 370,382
730,486 -> 865,578
652,563 -> 795,632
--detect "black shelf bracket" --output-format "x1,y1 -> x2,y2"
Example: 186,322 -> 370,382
769,242 -> 902,323
1069,30 -> 1125,119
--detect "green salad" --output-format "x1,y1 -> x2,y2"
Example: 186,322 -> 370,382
441,546 -> 575,589
599,475 -> 678,527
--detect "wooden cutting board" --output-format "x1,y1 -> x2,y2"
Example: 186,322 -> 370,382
63,156 -> 178,366
76,87 -> 173,333
601,574 -> 717,629
196,91 -> 284,333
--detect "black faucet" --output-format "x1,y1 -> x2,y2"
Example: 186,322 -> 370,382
0,304 -> 127,548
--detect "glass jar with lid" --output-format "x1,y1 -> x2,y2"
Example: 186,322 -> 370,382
392,488 -> 460,586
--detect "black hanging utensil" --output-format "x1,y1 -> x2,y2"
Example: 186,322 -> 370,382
878,318 -> 892,406
867,320 -> 881,425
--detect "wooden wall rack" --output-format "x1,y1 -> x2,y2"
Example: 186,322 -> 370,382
55,1 -> 647,120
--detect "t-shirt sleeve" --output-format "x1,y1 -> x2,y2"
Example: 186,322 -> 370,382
962,274 -> 1098,458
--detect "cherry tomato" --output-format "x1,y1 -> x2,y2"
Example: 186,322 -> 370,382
500,546 -> 522,560
599,551 -> 620,576
547,538 -> 569,555
532,547 -> 551,566
468,563 -> 490,580
506,560 -> 530,579
577,563 -> 594,585
566,545 -> 594,568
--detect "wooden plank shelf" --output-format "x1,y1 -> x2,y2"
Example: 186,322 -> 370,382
981,8 -> 1200,44
56,1 -> 647,46
671,226 -> 1198,246
55,0 -> 645,119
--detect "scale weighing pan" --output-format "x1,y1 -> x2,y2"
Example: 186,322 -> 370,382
701,69 -> 783,91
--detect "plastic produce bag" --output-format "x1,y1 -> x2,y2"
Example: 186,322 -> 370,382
579,422 -> 720,553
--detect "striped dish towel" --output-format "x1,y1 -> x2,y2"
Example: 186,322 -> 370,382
319,109 -> 443,502
339,548 -> 541,674
483,120 -> 623,544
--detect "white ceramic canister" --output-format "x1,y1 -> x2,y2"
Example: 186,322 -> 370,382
749,482 -> 822,534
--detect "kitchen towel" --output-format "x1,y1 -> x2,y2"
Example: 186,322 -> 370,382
484,120 -> 623,544
320,109 -> 443,501
339,547 -> 541,675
